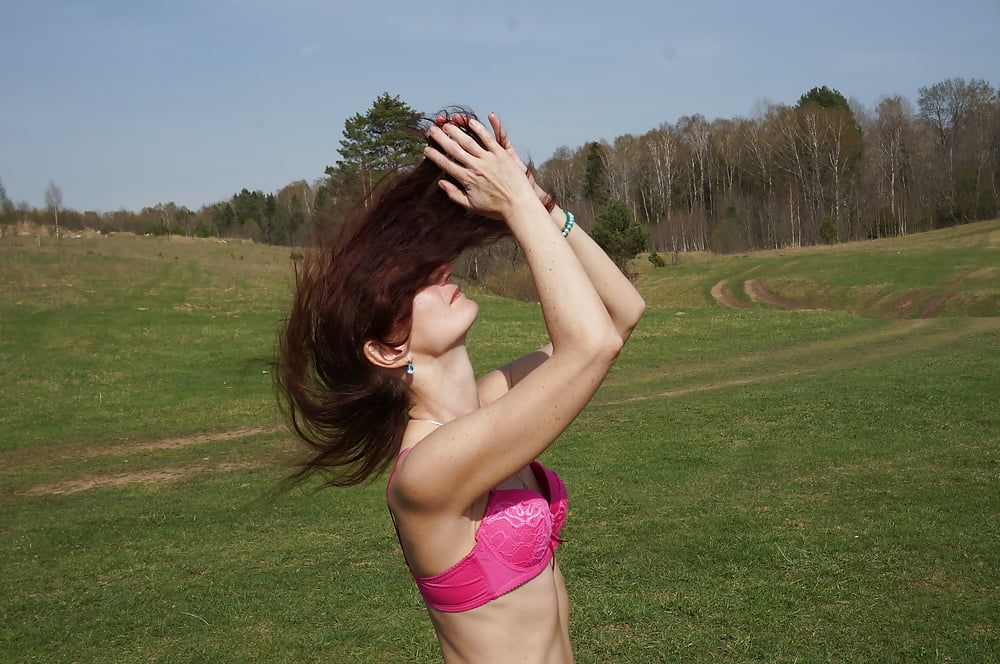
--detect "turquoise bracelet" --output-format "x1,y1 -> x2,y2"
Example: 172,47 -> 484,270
561,210 -> 575,237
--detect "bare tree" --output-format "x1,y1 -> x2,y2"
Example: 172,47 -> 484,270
743,110 -> 780,248
537,146 -> 581,209
677,115 -> 712,250
637,125 -> 682,250
44,180 -> 62,239
918,77 -> 997,216
647,125 -> 679,222
869,96 -> 920,236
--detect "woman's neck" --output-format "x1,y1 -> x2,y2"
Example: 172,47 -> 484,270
408,342 -> 479,424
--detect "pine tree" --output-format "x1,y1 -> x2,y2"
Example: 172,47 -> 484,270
590,199 -> 648,267
796,85 -> 851,113
325,92 -> 425,201
581,142 -> 609,204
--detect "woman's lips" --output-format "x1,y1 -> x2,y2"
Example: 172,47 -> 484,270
451,286 -> 462,303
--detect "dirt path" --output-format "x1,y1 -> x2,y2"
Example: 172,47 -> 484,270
598,317 -> 998,407
743,279 -> 808,310
706,274 -> 958,319
921,292 -> 955,318
600,372 -> 802,405
21,459 -> 269,496
884,290 -> 923,318
17,315 -> 995,495
0,423 -> 287,481
606,319 -> 931,389
710,280 -> 750,309
65,424 -> 285,461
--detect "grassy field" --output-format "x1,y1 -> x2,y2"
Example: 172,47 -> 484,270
634,220 -> 999,318
1,221 -> 998,662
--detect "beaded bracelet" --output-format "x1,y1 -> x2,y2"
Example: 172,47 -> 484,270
561,210 -> 575,237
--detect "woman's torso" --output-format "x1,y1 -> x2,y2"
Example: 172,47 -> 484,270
386,436 -> 572,663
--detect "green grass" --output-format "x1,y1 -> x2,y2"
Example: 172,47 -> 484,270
634,219 -> 1000,317
1,224 -> 998,662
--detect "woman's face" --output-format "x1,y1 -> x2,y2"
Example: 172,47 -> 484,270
408,262 -> 478,356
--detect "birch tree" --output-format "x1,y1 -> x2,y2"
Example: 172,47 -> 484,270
44,180 -> 62,239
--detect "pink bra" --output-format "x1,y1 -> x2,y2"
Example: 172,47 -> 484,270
386,446 -> 569,613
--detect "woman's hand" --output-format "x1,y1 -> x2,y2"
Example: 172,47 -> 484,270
435,112 -> 552,208
423,117 -> 536,221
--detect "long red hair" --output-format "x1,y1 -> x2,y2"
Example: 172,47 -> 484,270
272,107 -> 551,493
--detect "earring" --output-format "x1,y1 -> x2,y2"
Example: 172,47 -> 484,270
406,359 -> 414,375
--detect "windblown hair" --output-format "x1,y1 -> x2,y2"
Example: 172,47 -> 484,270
271,106 -> 552,494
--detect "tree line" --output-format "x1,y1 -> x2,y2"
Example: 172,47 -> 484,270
538,79 -> 999,253
2,79 -> 997,258
0,177 -> 316,244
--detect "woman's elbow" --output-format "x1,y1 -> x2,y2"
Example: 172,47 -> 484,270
631,298 -> 647,325
618,299 -> 646,342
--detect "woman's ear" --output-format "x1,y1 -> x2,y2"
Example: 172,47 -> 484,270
363,339 -> 410,370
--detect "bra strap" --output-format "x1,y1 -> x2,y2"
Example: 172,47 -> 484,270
409,417 -> 444,426
387,448 -> 415,569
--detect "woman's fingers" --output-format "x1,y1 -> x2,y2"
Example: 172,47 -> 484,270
428,113 -> 502,155
487,113 -> 527,170
422,144 -> 466,182
437,179 -> 471,208
488,112 -> 510,149
440,123 -> 489,159
427,124 -> 484,167
435,113 -> 466,127
466,117 -> 501,152
426,125 -> 476,168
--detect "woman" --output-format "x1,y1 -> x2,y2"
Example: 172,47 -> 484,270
274,109 -> 645,663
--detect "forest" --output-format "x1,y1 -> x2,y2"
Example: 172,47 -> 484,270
2,78 -> 998,260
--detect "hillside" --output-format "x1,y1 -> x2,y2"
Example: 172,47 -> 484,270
632,219 -> 999,318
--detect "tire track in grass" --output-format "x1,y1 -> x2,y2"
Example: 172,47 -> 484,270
710,280 -> 750,309
597,318 -> 998,406
14,433 -> 301,495
19,459 -> 270,496
881,289 -> 926,319
64,424 -> 286,460
920,292 -> 955,318
0,424 -> 287,480
744,279 -> 808,310
16,316 -> 997,493
606,318 -> 930,389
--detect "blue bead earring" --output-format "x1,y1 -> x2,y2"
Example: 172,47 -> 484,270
406,359 -> 414,375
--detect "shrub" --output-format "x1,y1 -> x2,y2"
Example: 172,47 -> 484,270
819,217 -> 837,244
194,219 -> 216,238
590,199 -> 649,266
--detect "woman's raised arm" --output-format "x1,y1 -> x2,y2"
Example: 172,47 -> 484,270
394,118 -> 623,513
483,111 -> 646,343
425,119 -> 620,357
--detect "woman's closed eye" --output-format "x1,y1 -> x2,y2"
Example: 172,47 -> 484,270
432,264 -> 453,284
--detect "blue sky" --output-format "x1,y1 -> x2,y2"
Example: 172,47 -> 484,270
1,0 -> 997,213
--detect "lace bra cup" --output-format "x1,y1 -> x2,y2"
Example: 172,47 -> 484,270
387,449 -> 569,613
